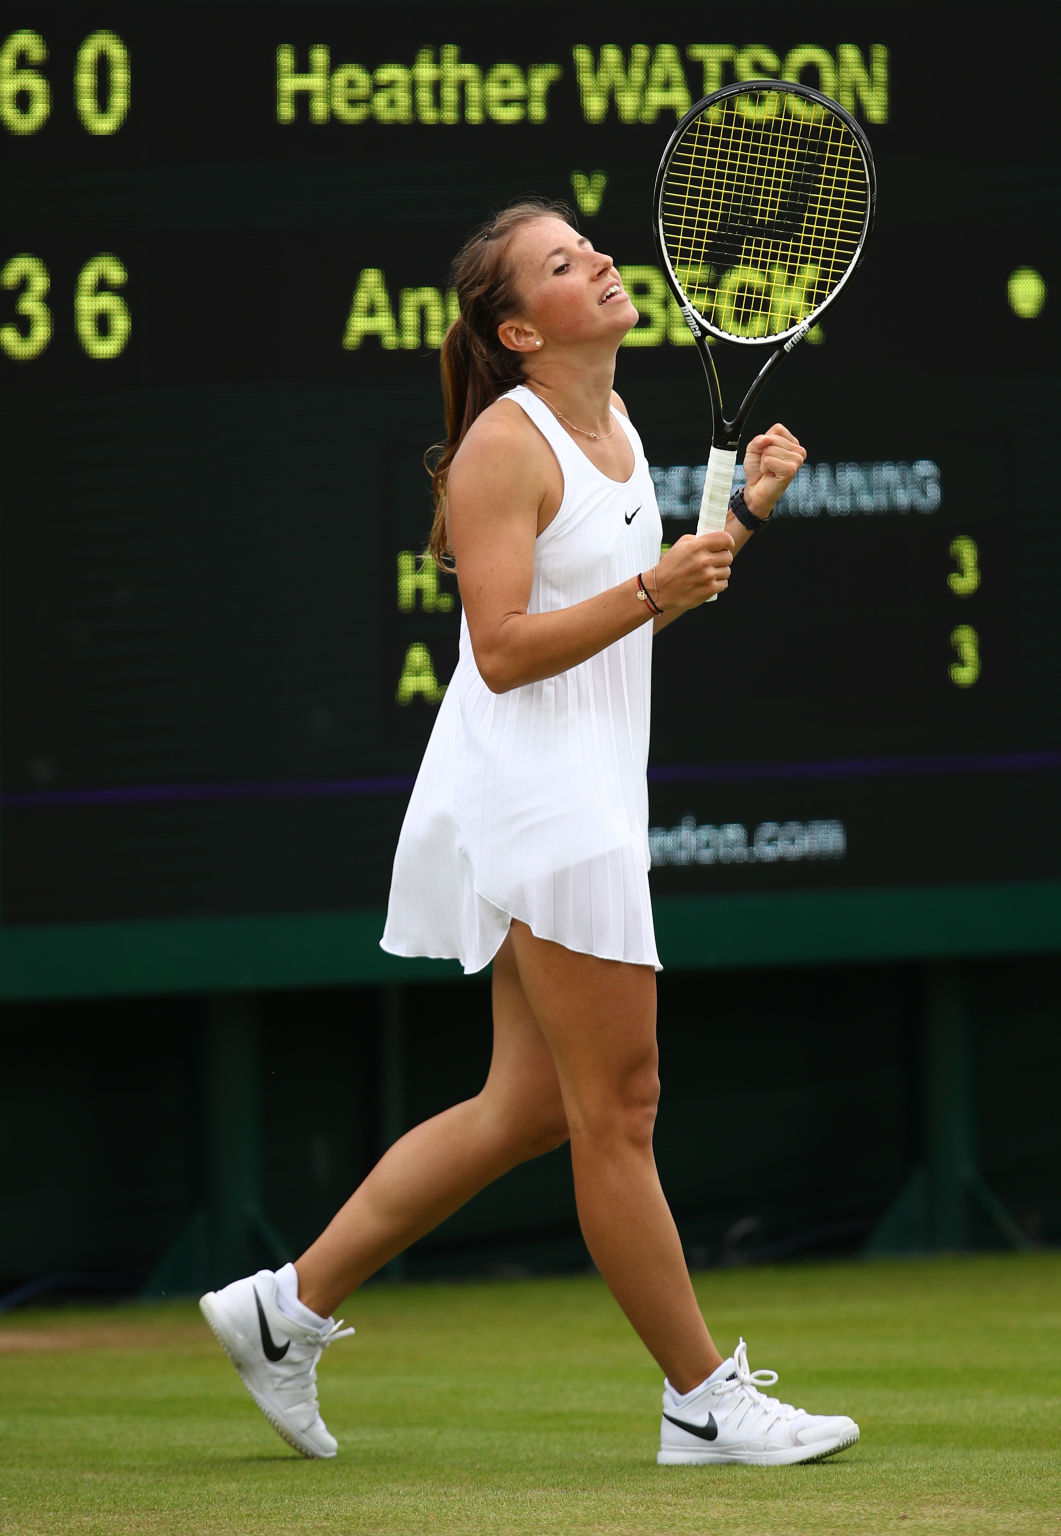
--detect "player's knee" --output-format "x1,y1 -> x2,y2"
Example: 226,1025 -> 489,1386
621,1066 -> 661,1145
580,1062 -> 660,1147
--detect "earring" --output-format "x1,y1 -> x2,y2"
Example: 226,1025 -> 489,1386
535,339 -> 542,347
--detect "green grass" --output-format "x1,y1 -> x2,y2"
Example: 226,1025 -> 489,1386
1,1253 -> 1059,1535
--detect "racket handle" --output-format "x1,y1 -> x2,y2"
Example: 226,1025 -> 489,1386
696,446 -> 738,602
696,446 -> 737,535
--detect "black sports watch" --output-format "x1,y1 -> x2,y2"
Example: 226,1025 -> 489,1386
728,485 -> 771,532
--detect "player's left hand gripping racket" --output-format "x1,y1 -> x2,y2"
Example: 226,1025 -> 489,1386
652,79 -> 877,552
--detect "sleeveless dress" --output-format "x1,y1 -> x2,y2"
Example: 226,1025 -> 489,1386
380,383 -> 663,973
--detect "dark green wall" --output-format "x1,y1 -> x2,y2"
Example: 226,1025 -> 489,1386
2,954 -> 1058,1304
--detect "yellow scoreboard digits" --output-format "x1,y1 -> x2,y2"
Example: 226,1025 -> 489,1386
949,626 -> 981,690
1,254 -> 51,359
74,30 -> 131,135
2,31 -> 131,359
1,255 -> 130,361
947,536 -> 980,598
0,28 -> 130,134
947,538 -> 981,690
0,30 -> 49,133
75,255 -> 131,359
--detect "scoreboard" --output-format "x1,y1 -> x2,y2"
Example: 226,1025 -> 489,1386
2,2 -> 1058,998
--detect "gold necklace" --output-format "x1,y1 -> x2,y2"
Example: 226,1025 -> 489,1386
553,406 -> 616,441
531,389 -> 617,441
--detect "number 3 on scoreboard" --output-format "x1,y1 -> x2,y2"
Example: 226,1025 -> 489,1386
949,625 -> 980,689
948,536 -> 980,597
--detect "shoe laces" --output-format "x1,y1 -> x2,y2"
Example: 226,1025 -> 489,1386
301,1318 -> 356,1377
276,1319 -> 354,1410
720,1338 -> 801,1432
322,1319 -> 356,1346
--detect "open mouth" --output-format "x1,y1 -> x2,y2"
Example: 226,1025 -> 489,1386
599,283 -> 623,305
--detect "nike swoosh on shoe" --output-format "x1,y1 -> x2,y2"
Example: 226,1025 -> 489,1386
254,1287 -> 291,1362
662,1410 -> 718,1441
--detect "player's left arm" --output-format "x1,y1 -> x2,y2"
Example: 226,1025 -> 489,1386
737,422 -> 807,525
651,422 -> 806,634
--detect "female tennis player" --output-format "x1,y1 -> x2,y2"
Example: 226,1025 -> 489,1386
200,200 -> 860,1468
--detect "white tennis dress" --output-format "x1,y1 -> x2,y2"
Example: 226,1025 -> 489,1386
380,384 -> 663,973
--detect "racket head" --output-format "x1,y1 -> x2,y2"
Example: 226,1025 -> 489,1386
653,79 -> 876,347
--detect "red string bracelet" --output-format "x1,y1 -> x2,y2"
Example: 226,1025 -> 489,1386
636,572 -> 664,616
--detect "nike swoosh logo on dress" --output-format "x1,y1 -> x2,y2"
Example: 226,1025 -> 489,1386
254,1287 -> 291,1362
625,505 -> 641,525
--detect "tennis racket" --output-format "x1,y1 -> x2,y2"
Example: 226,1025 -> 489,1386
652,79 -> 876,554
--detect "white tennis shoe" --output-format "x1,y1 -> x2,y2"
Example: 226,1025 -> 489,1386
199,1267 -> 354,1458
658,1337 -> 860,1466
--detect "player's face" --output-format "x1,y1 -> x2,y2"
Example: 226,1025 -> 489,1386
504,216 -> 638,346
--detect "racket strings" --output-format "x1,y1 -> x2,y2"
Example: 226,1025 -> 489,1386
660,89 -> 869,340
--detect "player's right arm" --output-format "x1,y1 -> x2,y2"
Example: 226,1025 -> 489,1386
447,404 -> 730,693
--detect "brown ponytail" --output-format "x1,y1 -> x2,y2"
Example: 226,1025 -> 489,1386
426,198 -> 574,568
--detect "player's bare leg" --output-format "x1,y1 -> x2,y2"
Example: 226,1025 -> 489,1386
507,920 -> 723,1393
201,933 -> 570,1455
295,932 -> 568,1316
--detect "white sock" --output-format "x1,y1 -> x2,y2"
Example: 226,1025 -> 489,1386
273,1262 -> 329,1329
670,1353 -> 734,1404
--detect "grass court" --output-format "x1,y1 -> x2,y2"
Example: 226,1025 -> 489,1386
2,1252 -> 1058,1535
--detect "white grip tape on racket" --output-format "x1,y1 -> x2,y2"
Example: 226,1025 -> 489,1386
696,446 -> 737,602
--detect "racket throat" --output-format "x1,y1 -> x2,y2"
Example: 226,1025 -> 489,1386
694,343 -> 742,452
